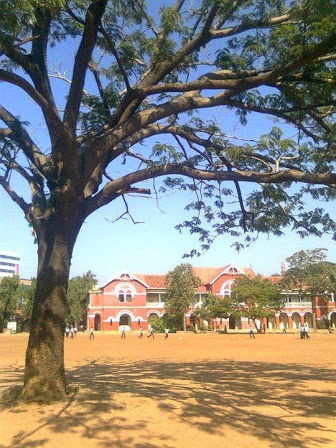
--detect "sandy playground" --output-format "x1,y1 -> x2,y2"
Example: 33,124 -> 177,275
0,330 -> 335,448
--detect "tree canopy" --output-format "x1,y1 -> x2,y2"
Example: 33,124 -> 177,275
1,0 -> 335,252
164,263 -> 201,330
66,270 -> 97,326
196,293 -> 234,329
0,275 -> 22,332
231,274 -> 283,330
280,248 -> 336,294
22,278 -> 36,322
0,0 -> 335,402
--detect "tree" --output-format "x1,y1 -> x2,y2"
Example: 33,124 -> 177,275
165,263 -> 201,331
22,278 -> 36,322
196,293 -> 234,330
0,275 -> 23,332
280,249 -> 336,330
148,315 -> 166,333
67,271 -> 97,327
231,274 -> 283,332
0,0 -> 335,402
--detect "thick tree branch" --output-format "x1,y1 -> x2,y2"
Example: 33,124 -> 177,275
83,164 -> 336,217
64,0 -> 108,133
0,69 -> 62,128
0,105 -> 52,175
0,176 -> 30,214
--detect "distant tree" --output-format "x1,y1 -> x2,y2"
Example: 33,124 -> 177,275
0,275 -> 23,332
231,275 -> 283,332
148,315 -> 165,333
22,278 -> 36,321
280,249 -> 336,330
165,264 -> 201,331
67,271 -> 97,327
196,293 -> 234,330
0,0 -> 335,402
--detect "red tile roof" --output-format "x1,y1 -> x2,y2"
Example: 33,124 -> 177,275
133,266 -> 256,289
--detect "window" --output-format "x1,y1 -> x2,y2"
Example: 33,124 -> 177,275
118,289 -> 133,302
220,280 -> 234,297
147,293 -> 162,303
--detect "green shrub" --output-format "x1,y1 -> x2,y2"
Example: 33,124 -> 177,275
316,319 -> 328,329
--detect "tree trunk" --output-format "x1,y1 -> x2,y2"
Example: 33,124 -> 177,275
21,221 -> 77,403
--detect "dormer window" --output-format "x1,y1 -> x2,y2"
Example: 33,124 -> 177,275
120,272 -> 131,280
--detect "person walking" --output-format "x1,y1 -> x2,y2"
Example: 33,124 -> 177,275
164,328 -> 169,339
249,325 -> 256,339
147,325 -> 155,339
304,323 -> 310,339
138,326 -> 143,339
121,326 -> 126,339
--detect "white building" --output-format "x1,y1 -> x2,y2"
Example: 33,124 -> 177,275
0,250 -> 20,277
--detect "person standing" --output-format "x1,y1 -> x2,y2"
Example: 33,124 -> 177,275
65,325 -> 70,338
138,326 -> 143,339
300,324 -> 305,339
89,327 -> 94,340
121,326 -> 126,339
304,323 -> 310,339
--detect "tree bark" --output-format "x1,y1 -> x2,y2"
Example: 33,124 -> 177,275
21,219 -> 77,403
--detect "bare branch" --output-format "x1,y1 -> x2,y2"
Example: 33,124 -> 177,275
105,195 -> 145,224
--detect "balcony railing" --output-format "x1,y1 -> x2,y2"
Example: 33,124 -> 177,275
146,302 -> 165,308
284,301 -> 312,308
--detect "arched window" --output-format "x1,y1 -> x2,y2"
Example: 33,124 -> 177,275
118,288 -> 133,302
220,280 -> 234,297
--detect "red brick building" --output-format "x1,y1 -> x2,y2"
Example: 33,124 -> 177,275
87,264 -> 336,332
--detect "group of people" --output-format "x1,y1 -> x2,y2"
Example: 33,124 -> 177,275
88,324 -> 170,340
70,325 -> 171,340
300,323 -> 310,339
65,325 -> 77,338
280,321 -> 311,338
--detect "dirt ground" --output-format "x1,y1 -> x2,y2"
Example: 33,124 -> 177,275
0,331 -> 335,448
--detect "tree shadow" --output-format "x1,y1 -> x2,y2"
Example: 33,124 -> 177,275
0,358 -> 335,448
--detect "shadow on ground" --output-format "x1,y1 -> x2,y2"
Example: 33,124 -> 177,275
0,358 -> 335,448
